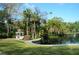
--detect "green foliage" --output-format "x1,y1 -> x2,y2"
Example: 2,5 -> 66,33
45,17 -> 79,35
47,17 -> 67,34
23,8 -> 45,39
0,4 -> 21,38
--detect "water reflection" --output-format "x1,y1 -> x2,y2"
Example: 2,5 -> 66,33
64,34 -> 79,44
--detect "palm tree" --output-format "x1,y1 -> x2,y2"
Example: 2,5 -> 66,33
31,12 -> 39,39
23,9 -> 32,35
23,8 -> 47,39
30,8 -> 42,39
47,17 -> 64,35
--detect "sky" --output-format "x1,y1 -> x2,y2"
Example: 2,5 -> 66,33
21,3 -> 79,22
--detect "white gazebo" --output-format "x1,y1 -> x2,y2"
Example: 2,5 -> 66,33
16,29 -> 24,40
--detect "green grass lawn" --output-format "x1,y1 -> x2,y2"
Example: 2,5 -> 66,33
0,39 -> 79,55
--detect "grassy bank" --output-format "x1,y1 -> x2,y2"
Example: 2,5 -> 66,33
0,39 -> 79,55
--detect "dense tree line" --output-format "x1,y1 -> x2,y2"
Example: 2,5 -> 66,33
0,4 -> 79,39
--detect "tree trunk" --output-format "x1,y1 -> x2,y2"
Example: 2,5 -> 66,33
31,26 -> 34,39
34,21 -> 36,39
26,18 -> 29,35
6,23 -> 9,38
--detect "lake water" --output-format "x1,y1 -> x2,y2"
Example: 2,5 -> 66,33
64,37 -> 79,44
32,34 -> 79,45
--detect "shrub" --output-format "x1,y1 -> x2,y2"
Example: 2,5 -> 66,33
0,33 -> 7,39
40,33 -> 49,44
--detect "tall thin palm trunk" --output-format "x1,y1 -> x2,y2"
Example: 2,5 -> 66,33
34,21 -> 36,39
26,18 -> 29,35
32,27 -> 34,39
